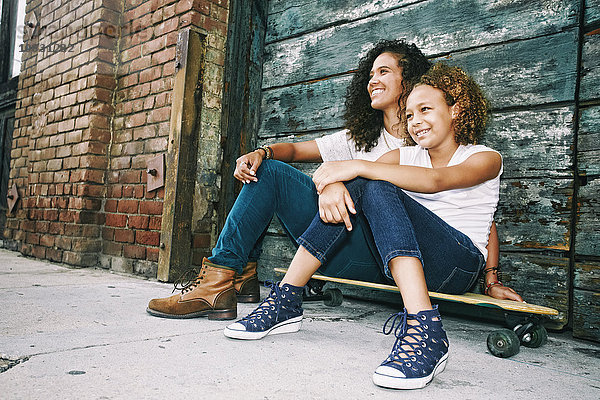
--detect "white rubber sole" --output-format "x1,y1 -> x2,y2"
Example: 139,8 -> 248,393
372,352 -> 448,390
223,315 -> 303,340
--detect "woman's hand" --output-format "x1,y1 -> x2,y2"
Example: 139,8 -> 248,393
487,284 -> 524,302
234,150 -> 264,183
313,160 -> 361,193
318,182 -> 356,231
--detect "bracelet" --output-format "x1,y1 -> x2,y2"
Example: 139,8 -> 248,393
255,145 -> 273,160
485,281 -> 503,295
483,267 -> 498,274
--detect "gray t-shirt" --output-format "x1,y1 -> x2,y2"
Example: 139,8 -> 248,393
315,128 -> 405,162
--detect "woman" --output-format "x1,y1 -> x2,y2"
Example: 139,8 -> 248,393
146,40 -> 513,321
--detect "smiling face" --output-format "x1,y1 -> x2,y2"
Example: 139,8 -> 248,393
405,85 -> 457,150
368,52 -> 404,113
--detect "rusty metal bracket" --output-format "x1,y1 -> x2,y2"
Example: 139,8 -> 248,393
146,154 -> 165,192
7,183 -> 19,213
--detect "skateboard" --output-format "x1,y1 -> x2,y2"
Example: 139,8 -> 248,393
274,268 -> 559,358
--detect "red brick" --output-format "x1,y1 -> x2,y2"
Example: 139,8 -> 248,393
147,247 -> 159,262
148,216 -> 161,230
136,230 -> 159,246
114,228 -> 135,243
123,244 -> 146,259
102,227 -> 115,240
103,240 -> 123,256
105,213 -> 128,227
140,200 -> 163,215
105,199 -> 117,212
118,199 -> 139,213
128,215 -> 149,229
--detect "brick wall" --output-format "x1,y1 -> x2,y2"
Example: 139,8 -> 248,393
4,0 -> 230,277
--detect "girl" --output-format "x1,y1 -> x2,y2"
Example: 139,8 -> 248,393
147,40 -> 437,318
225,63 -> 511,390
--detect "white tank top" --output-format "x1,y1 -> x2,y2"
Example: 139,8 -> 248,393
399,144 -> 502,260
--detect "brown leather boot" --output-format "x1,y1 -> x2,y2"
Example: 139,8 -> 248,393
234,261 -> 260,303
146,258 -> 237,320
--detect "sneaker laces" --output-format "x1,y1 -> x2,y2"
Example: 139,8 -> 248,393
171,267 -> 204,294
240,281 -> 281,323
382,310 -> 427,366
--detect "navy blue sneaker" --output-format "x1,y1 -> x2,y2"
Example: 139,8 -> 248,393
224,281 -> 303,340
373,306 -> 449,389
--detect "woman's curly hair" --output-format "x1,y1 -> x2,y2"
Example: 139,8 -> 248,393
343,39 -> 431,152
405,63 -> 490,145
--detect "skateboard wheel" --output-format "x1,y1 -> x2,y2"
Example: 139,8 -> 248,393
521,324 -> 548,348
323,288 -> 343,307
487,329 -> 520,358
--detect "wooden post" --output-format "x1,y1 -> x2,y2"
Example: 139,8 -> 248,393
157,28 -> 205,282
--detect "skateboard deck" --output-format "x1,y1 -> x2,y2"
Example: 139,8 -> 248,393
273,267 -> 558,357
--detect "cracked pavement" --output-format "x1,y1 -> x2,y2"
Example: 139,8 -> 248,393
1,248 -> 599,399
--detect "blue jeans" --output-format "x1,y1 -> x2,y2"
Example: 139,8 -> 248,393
298,179 -> 485,294
209,160 -> 387,282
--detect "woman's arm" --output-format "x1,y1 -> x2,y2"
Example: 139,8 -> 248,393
234,140 -> 322,183
485,223 -> 524,301
312,151 -> 502,194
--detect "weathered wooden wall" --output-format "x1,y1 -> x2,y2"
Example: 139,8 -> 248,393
248,0 -> 599,340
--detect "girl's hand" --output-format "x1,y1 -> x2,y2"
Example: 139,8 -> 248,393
487,284 -> 524,302
234,150 -> 264,183
313,161 -> 361,193
318,182 -> 356,231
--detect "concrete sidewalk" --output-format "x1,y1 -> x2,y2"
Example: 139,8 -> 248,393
0,248 -> 599,400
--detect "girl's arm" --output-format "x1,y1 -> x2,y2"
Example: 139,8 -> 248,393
235,141 -> 322,183
312,150 -> 502,194
485,223 -> 524,301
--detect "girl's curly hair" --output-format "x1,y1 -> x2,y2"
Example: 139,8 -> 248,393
343,39 -> 431,152
405,63 -> 490,145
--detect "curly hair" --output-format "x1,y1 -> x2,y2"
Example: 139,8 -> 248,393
343,39 -> 431,152
404,63 -> 490,145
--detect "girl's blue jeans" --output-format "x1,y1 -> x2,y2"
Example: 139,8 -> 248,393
298,178 -> 485,294
209,160 -> 388,282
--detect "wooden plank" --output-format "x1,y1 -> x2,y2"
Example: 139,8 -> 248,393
497,252 -> 569,328
219,0 -> 268,229
266,0 -> 412,42
574,261 -> 600,292
496,178 -> 572,252
578,106 -> 600,176
573,289 -> 600,342
260,33 -> 578,138
157,29 -> 205,282
262,2 -> 578,88
257,234 -> 296,281
484,107 -> 574,179
575,177 -> 600,257
580,34 -> 600,102
585,0 -> 600,26
438,30 -> 578,109
259,75 -> 350,136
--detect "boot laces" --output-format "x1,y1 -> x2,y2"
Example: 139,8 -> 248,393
240,281 -> 281,323
172,267 -> 205,294
383,310 -> 428,368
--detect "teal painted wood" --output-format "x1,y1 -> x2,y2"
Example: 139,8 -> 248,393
499,252 -> 569,327
259,75 -> 350,137
262,0 -> 578,88
266,0 -> 413,43
574,261 -> 600,292
496,178 -> 572,252
575,178 -> 600,256
573,289 -> 600,342
485,107 -> 574,179
585,0 -> 600,25
260,33 -> 578,139
438,30 -> 578,109
578,106 -> 600,176
580,34 -> 600,102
